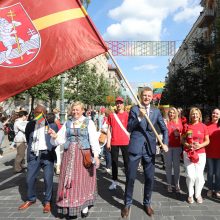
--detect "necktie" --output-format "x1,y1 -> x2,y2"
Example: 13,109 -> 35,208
146,106 -> 149,116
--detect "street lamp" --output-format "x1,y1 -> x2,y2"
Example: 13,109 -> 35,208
60,74 -> 65,124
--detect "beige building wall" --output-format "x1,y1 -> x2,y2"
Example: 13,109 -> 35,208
86,53 -> 109,77
86,54 -> 122,90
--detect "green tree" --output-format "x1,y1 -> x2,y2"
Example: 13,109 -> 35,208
80,0 -> 91,9
21,76 -> 60,112
65,63 -> 121,106
65,63 -> 92,103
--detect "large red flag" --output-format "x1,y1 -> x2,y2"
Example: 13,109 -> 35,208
0,0 -> 108,101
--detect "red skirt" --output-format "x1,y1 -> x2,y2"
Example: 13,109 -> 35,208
56,142 -> 97,217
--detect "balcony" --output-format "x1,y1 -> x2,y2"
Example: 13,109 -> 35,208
194,40 -> 215,55
197,8 -> 215,28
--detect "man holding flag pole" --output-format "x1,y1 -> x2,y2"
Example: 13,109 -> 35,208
106,53 -> 168,218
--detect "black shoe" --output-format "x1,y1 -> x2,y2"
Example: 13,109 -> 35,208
14,169 -> 25,174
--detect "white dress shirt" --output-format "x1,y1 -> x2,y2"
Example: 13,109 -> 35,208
32,121 -> 48,156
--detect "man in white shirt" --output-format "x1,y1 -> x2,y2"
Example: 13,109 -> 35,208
18,104 -> 58,214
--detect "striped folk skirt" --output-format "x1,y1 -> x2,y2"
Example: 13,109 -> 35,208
56,142 -> 97,217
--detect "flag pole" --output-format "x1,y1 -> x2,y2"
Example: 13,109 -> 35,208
107,51 -> 165,148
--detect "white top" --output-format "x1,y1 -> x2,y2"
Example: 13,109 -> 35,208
32,121 -> 48,156
14,118 -> 28,143
51,115 -> 100,157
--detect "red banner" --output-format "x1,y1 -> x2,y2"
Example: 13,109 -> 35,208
0,0 -> 108,101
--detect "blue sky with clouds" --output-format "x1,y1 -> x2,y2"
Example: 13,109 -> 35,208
87,0 -> 202,86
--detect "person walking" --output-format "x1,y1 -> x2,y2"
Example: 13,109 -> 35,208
18,104 -> 58,213
53,108 -> 62,175
49,101 -> 100,219
0,114 -> 9,158
13,110 -> 28,173
98,108 -> 112,173
182,107 -> 209,204
121,87 -> 168,218
206,108 -> 220,198
107,97 -> 130,190
164,107 -> 183,193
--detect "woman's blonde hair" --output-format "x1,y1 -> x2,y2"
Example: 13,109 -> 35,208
67,101 -> 85,115
167,107 -> 179,123
189,107 -> 202,123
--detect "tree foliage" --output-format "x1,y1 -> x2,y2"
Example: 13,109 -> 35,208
65,63 -> 120,106
20,76 -> 60,112
160,39 -> 220,109
80,0 -> 91,9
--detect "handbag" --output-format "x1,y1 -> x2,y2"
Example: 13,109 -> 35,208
99,132 -> 107,144
186,149 -> 199,163
81,149 -> 93,169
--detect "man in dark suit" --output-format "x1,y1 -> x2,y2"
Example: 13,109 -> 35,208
121,87 -> 168,218
18,104 -> 58,213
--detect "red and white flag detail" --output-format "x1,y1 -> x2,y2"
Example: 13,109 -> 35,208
0,3 -> 40,67
0,0 -> 108,102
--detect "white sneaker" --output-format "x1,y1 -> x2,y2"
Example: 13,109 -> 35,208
109,181 -> 118,190
216,191 -> 220,199
106,168 -> 111,174
0,155 -> 3,158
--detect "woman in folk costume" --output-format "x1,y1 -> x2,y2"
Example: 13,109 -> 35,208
49,101 -> 100,219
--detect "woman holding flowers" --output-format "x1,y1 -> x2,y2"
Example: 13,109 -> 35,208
182,107 -> 209,204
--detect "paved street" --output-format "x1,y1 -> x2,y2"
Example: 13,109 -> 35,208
0,140 -> 220,220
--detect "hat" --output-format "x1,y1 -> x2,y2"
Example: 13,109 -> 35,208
100,107 -> 106,113
115,96 -> 124,103
53,108 -> 60,114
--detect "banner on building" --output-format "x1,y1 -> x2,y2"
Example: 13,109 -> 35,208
0,0 -> 108,101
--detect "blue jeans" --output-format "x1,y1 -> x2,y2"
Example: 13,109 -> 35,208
164,147 -> 182,186
206,158 -> 220,191
27,151 -> 54,204
103,144 -> 111,169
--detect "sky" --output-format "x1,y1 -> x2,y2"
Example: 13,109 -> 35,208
87,0 -> 202,88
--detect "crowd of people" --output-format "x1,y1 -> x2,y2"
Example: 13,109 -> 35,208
0,87 -> 219,219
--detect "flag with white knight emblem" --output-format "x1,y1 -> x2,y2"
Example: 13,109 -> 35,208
0,0 -> 108,102
0,3 -> 40,67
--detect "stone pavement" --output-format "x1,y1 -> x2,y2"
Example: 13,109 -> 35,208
0,140 -> 220,220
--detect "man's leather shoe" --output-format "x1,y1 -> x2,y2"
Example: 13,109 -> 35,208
121,206 -> 130,218
144,206 -> 154,217
18,201 -> 36,210
43,203 -> 51,213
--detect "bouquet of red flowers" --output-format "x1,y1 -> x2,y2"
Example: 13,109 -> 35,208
185,130 -> 199,163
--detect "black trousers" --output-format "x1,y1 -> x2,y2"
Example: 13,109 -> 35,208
111,145 -> 129,181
